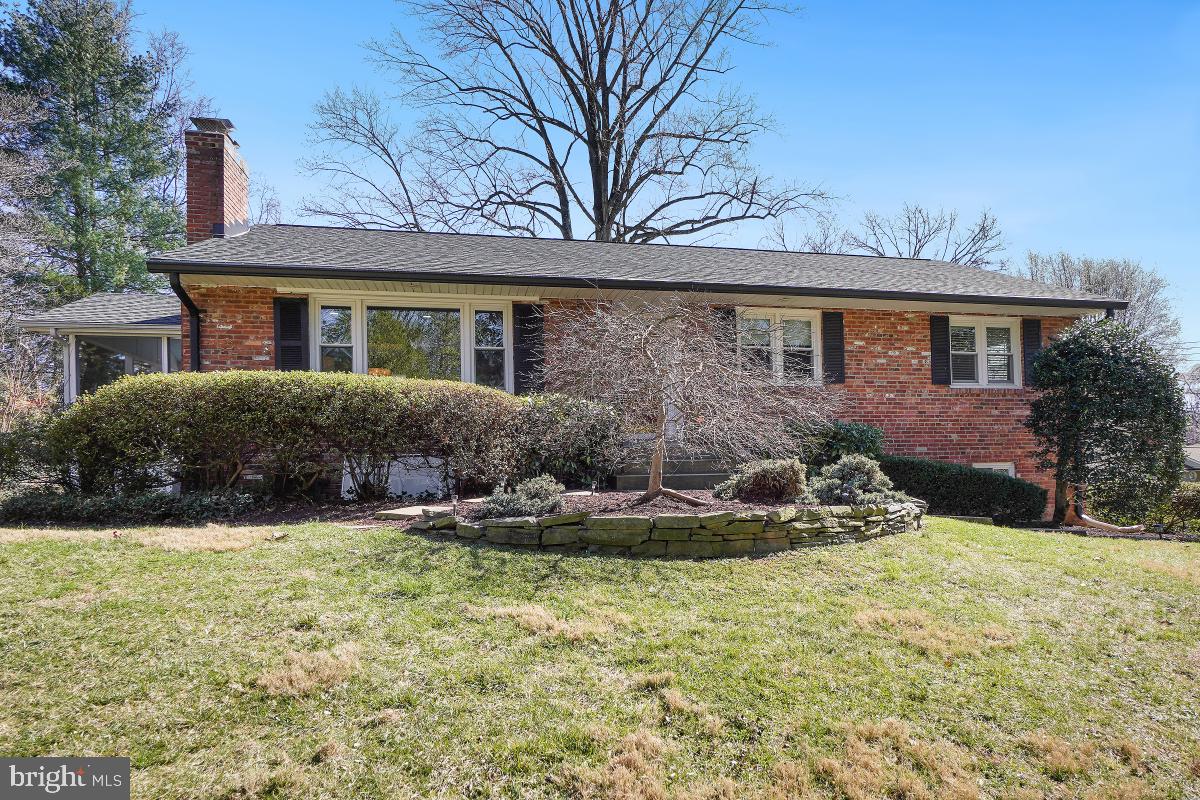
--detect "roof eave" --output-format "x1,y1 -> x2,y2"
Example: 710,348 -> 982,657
146,258 -> 1130,311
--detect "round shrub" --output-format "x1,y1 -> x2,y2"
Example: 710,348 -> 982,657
1156,483 -> 1200,533
515,394 -> 622,487
480,474 -> 565,518
879,456 -> 1047,522
47,371 -> 525,497
714,458 -> 807,503
810,454 -> 909,506
810,421 -> 885,469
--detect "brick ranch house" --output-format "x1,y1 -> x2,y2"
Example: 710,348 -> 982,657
20,118 -> 1126,507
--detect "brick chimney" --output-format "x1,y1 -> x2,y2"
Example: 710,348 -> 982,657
185,117 -> 249,244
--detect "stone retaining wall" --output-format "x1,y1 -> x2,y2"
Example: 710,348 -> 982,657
409,502 -> 925,558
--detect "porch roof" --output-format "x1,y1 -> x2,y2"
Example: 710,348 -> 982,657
18,293 -> 181,334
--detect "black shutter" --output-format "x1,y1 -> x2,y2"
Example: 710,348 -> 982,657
512,302 -> 544,395
273,297 -> 309,371
929,315 -> 951,385
821,311 -> 845,384
1022,318 -> 1042,387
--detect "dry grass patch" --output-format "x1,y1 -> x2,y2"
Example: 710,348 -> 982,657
466,603 -> 626,642
852,606 -> 1016,658
632,671 -> 676,691
221,765 -> 306,799
559,729 -> 670,800
255,642 -> 361,697
1021,731 -> 1098,781
1138,560 -> 1200,585
363,708 -> 406,727
813,718 -> 981,800
0,524 -> 274,553
660,688 -> 724,736
312,740 -> 348,764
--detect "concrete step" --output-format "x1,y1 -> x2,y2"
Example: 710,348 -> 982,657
620,458 -> 726,474
612,472 -> 729,491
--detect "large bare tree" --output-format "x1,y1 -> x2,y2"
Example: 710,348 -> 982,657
302,0 -> 827,242
1023,251 -> 1182,360
543,295 -> 838,505
771,203 -> 1006,269
0,87 -> 54,427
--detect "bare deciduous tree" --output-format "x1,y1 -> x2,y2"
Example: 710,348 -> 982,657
1023,252 -> 1182,359
302,0 -> 828,242
771,204 -> 1005,269
543,295 -> 838,505
1183,364 -> 1200,446
249,172 -> 283,225
146,29 -> 215,215
0,87 -> 55,426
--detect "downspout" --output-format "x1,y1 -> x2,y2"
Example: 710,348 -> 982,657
169,273 -> 203,372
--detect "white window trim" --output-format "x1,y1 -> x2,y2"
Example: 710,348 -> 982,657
736,307 -> 822,384
66,333 -> 182,404
307,295 -> 515,393
948,316 -> 1021,388
973,462 -> 1016,478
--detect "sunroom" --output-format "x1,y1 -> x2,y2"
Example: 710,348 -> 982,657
18,293 -> 183,404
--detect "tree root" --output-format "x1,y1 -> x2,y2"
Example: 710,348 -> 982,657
633,487 -> 711,506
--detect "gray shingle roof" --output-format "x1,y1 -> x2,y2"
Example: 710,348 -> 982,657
18,293 -> 181,330
148,224 -> 1125,309
1186,446 -> 1200,471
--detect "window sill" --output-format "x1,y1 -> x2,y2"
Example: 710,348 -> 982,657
949,382 -> 1023,390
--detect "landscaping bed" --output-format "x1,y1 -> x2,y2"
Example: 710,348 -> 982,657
412,498 -> 926,558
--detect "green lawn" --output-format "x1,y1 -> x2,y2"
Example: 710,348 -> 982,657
0,518 -> 1197,799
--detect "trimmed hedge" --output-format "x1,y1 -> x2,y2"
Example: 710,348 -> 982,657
879,455 -> 1047,522
810,421 -> 885,469
48,371 -> 525,497
0,488 -> 258,525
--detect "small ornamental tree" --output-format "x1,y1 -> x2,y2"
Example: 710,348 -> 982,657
1025,318 -> 1186,524
544,295 -> 838,505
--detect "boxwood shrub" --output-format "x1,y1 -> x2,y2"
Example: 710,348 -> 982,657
879,455 -> 1047,522
47,371 -> 525,497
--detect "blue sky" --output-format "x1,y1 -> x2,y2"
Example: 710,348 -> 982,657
136,0 -> 1200,364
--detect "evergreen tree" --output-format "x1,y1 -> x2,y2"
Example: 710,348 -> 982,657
1026,318 -> 1186,524
0,0 -> 183,299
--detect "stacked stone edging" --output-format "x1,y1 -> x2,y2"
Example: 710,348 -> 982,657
410,502 -> 925,558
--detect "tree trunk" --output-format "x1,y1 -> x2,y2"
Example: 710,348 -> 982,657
634,433 -> 708,507
1053,478 -> 1069,525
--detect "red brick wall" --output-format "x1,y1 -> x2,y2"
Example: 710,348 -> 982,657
836,309 -> 1075,503
542,300 -> 1075,509
179,285 -> 277,370
180,289 -> 1076,513
185,129 -> 249,245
